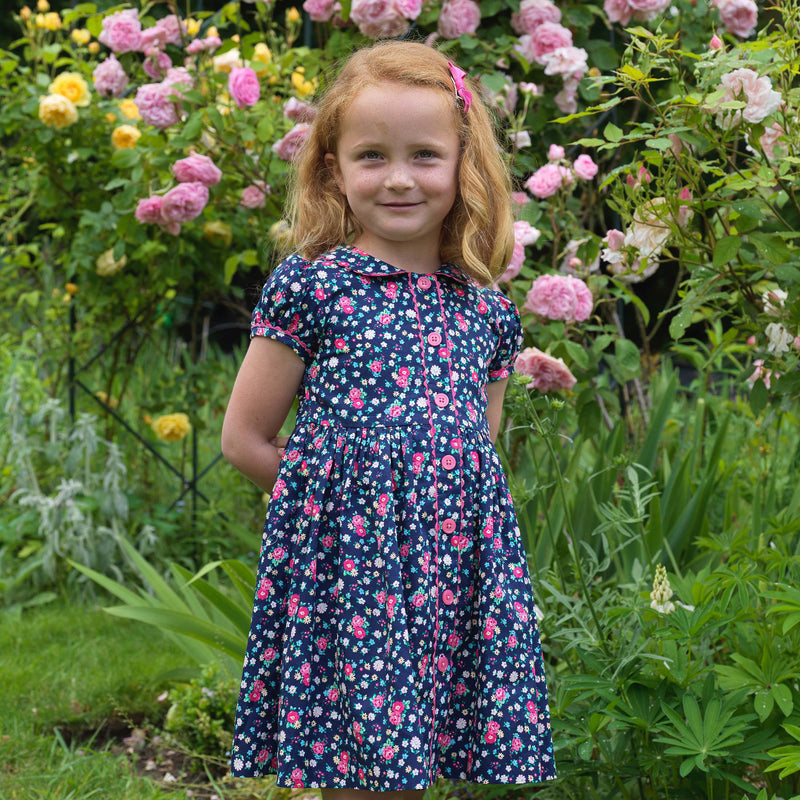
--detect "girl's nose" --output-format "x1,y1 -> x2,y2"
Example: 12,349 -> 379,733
385,164 -> 414,190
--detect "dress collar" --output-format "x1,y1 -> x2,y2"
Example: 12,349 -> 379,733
326,245 -> 473,285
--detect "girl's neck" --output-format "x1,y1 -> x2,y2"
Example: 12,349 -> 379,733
351,236 -> 442,275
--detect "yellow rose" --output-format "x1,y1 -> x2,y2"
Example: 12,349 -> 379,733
96,248 -> 127,276
186,17 -> 201,35
49,72 -> 91,108
105,111 -> 116,123
37,11 -> 61,30
152,413 -> 192,442
71,28 -> 91,45
88,41 -> 99,54
111,125 -> 141,149
38,94 -> 78,129
203,220 -> 233,247
118,98 -> 141,120
20,6 -> 31,21
286,7 -> 301,22
65,283 -> 78,296
251,43 -> 272,76
207,25 -> 219,38
291,69 -> 315,97
37,0 -> 49,11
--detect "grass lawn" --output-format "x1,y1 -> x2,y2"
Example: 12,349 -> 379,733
0,599 -> 309,800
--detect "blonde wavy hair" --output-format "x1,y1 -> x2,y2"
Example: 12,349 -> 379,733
284,40 -> 514,286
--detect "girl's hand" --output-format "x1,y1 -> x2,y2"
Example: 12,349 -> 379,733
270,435 -> 289,459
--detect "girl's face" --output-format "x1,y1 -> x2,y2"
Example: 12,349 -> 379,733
324,82 -> 460,271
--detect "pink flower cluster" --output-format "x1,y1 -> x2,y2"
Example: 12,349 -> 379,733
513,20 -> 589,114
524,152 -> 598,198
135,68 -> 193,129
284,97 -> 318,123
303,0 -> 341,22
136,152 -> 220,235
712,0 -> 758,38
515,347 -> 577,392
240,181 -> 271,209
501,221 -> 542,283
92,54 -> 128,98
272,123 -> 311,161
186,35 -> 222,54
713,68 -> 781,130
512,0 -> 561,35
604,0 -> 672,26
523,274 -> 593,322
348,0 -> 422,38
98,10 -> 187,54
438,0 -> 481,39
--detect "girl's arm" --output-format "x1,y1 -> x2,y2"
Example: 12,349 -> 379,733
221,336 -> 306,493
485,377 -> 510,444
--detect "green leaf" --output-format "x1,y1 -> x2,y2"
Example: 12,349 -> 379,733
772,683 -> 794,716
224,254 -> 239,285
749,379 -> 768,415
712,236 -> 740,268
754,690 -> 774,722
111,148 -> 140,170
613,338 -> 640,380
604,122 -> 623,142
750,232 -> 791,264
669,304 -> 694,340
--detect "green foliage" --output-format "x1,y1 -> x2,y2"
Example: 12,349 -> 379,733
163,663 -> 239,766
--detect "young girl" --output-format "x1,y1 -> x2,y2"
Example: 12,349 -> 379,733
221,40 -> 556,799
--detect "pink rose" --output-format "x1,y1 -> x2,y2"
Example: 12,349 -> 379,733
395,0 -> 423,18
284,97 -> 318,123
142,48 -> 172,81
154,14 -> 186,46
351,0 -> 409,37
240,182 -> 270,209
135,195 -> 165,225
185,35 -> 222,54
303,0 -> 338,21
272,123 -> 311,161
92,54 -> 128,98
573,154 -> 598,180
524,163 -> 563,198
523,273 -> 593,321
543,46 -> 588,79
172,151 -> 222,186
554,83 -> 578,114
714,0 -> 758,37
161,182 -> 209,224
759,121 -> 787,160
710,33 -> 724,50
229,66 -> 260,109
500,221 -> 541,282
628,0 -> 671,21
528,21 -> 572,64
604,229 -> 625,250
98,8 -> 142,54
715,68 -> 781,129
515,347 -> 577,392
135,82 -> 181,129
511,0 -> 561,35
604,0 -> 632,24
437,0 -> 481,38
509,130 -> 531,148
548,144 -> 565,160
511,191 -> 531,208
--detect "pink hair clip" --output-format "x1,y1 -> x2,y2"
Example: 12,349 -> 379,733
447,61 -> 472,113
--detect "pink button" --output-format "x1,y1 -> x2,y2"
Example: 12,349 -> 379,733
417,276 -> 432,290
427,332 -> 442,346
442,590 -> 455,605
441,455 -> 457,470
437,655 -> 449,671
442,518 -> 457,533
434,393 -> 449,408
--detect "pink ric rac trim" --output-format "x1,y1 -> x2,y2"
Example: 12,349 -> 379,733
407,273 -> 441,784
434,277 -> 467,737
253,322 -> 313,358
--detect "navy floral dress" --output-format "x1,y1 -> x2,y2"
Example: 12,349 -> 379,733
230,245 -> 556,790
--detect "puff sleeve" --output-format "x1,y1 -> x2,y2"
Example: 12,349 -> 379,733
250,255 -> 322,366
487,290 -> 524,383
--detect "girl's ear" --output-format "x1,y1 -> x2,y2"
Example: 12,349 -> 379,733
324,152 -> 345,194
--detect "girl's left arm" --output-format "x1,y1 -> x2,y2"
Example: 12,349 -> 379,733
486,377 -> 510,443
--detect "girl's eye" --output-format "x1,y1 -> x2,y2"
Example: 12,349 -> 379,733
360,151 -> 382,160
417,150 -> 436,159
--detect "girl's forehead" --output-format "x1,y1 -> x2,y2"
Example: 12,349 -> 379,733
339,82 -> 457,131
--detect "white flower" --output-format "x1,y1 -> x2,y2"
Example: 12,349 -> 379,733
766,322 -> 794,354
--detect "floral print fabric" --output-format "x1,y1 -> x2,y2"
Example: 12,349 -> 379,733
231,245 -> 556,789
